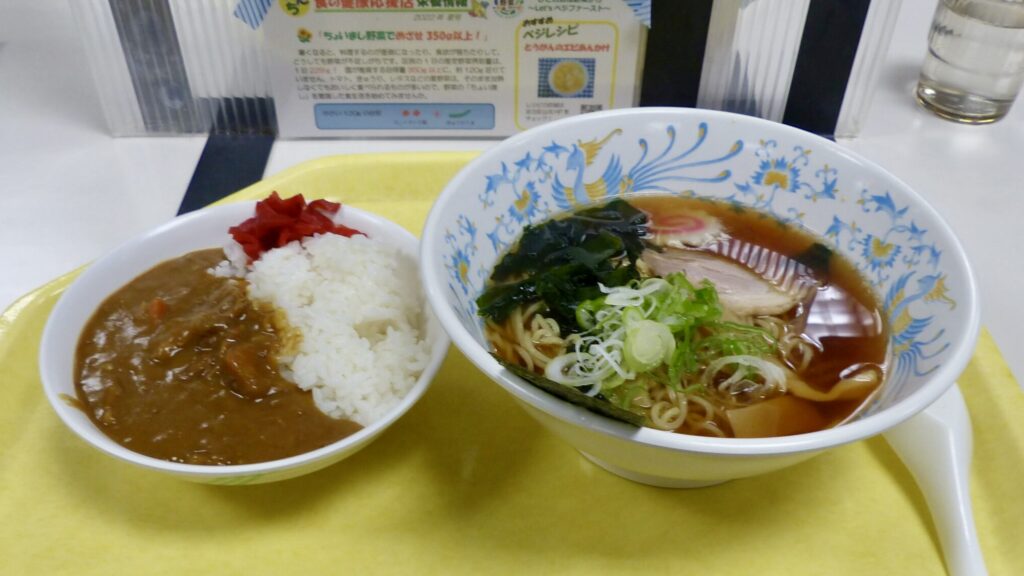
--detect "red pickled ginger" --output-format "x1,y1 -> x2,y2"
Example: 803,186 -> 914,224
229,192 -> 364,261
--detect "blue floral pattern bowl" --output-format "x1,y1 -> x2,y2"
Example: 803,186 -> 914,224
421,108 -> 979,487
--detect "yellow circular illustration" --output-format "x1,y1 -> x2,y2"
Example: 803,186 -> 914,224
279,0 -> 311,17
548,60 -> 588,97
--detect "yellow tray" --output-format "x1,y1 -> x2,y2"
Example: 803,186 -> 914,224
2,152 -> 1022,575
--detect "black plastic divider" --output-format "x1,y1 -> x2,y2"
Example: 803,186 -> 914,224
177,132 -> 275,215
639,0 -> 714,108
177,97 -> 277,215
782,0 -> 873,137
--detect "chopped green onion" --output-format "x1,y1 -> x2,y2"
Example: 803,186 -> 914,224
624,320 -> 675,372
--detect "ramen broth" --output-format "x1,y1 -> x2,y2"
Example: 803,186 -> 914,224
481,195 -> 888,438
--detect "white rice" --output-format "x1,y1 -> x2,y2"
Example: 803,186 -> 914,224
221,233 -> 431,426
211,241 -> 249,278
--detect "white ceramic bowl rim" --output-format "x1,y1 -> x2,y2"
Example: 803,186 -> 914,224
40,202 -> 448,478
421,107 -> 980,457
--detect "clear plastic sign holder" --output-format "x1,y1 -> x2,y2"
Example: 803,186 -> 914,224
69,0 -> 899,139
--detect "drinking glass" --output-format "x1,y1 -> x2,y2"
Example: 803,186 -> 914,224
916,0 -> 1024,123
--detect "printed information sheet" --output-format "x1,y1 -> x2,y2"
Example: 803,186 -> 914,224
264,0 -> 645,137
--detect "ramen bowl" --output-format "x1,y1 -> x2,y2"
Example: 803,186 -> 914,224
40,201 -> 449,485
420,107 -> 979,487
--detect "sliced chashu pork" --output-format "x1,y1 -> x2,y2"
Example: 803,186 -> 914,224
641,244 -> 816,317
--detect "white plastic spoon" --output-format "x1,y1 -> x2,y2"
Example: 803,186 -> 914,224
883,384 -> 988,576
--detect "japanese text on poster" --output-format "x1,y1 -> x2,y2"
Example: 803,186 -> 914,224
265,0 -> 645,137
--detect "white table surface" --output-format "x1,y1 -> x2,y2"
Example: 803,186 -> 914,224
2,1 -> 1020,385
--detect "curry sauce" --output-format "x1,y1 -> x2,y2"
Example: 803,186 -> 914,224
74,249 -> 360,465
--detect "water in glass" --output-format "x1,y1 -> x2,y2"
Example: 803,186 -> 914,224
917,0 -> 1024,123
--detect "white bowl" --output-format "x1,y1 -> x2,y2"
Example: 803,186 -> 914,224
420,107 -> 979,488
40,202 -> 449,484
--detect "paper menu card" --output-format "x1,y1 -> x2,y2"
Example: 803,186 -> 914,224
264,0 -> 645,137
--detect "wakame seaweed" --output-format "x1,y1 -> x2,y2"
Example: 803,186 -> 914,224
498,359 -> 646,427
489,199 -> 647,280
795,242 -> 832,277
477,199 -> 648,331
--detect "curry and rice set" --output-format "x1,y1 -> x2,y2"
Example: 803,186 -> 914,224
69,187 -> 888,466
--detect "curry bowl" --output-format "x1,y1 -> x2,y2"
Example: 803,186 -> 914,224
420,107 -> 979,487
40,201 -> 449,484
